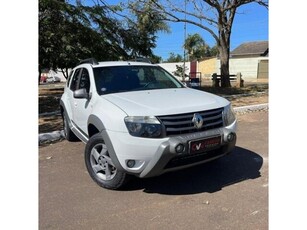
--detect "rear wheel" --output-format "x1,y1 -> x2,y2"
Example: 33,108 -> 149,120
85,133 -> 130,189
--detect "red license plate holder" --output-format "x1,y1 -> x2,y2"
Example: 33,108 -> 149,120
189,136 -> 221,154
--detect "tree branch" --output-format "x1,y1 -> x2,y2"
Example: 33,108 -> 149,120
223,0 -> 268,10
148,0 -> 219,43
165,16 -> 219,43
170,2 -> 218,26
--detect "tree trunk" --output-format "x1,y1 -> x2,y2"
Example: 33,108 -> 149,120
38,65 -> 42,85
219,33 -> 231,88
60,68 -> 68,79
219,48 -> 231,88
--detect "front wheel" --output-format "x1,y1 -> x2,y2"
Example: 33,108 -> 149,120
84,133 -> 130,190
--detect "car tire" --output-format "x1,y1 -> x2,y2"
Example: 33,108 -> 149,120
85,133 -> 130,190
62,112 -> 78,141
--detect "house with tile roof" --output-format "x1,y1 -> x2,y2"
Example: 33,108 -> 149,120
226,41 -> 269,80
231,41 -> 268,58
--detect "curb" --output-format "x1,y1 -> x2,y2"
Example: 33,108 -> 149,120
39,103 -> 269,145
39,110 -> 61,117
233,103 -> 268,114
39,130 -> 65,145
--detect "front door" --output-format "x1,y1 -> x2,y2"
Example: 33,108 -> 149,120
72,68 -> 92,136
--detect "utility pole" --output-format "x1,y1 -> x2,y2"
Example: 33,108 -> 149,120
183,0 -> 187,83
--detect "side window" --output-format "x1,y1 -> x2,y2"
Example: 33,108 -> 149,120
66,69 -> 74,87
79,68 -> 91,93
70,68 -> 81,91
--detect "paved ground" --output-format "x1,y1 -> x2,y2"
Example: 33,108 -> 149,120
39,111 -> 268,230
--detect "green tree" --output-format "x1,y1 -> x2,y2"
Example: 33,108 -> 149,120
128,0 -> 268,87
183,33 -> 219,60
39,0 -> 168,83
209,45 -> 219,57
150,54 -> 163,63
124,0 -> 170,58
39,0 -> 123,82
184,33 -> 211,61
39,0 -> 65,83
173,64 -> 188,79
165,52 -> 184,62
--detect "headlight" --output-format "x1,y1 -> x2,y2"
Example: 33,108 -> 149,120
223,104 -> 236,126
124,116 -> 162,138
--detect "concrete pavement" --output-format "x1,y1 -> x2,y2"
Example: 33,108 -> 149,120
39,111 -> 268,229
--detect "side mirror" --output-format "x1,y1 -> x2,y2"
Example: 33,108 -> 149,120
73,88 -> 91,100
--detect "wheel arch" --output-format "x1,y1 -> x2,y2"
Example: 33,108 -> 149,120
60,100 -> 70,125
60,99 -> 79,141
87,114 -> 106,138
87,115 -> 125,172
60,100 -> 65,114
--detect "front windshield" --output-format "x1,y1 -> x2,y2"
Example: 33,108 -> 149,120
93,65 -> 184,95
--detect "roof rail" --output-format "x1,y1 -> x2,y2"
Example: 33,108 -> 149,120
78,58 -> 99,65
128,57 -> 152,64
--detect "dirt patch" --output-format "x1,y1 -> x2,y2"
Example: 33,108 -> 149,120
229,94 -> 268,107
39,96 -> 61,114
236,110 -> 268,123
39,82 -> 65,95
39,115 -> 63,133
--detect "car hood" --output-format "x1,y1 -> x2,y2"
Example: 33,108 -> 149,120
103,88 -> 229,116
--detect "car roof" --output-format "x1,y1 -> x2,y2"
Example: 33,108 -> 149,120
94,61 -> 154,68
75,61 -> 156,69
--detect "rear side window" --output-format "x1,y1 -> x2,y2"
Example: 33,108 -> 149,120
79,69 -> 90,93
70,68 -> 81,91
66,70 -> 74,87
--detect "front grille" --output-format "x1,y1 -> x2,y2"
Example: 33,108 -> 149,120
157,107 -> 224,136
164,147 -> 224,169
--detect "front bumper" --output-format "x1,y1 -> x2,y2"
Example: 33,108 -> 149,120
104,120 -> 237,178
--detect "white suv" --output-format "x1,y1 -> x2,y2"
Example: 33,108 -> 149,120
60,58 -> 237,189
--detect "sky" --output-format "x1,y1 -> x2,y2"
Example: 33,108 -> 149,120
79,0 -> 268,61
153,2 -> 268,60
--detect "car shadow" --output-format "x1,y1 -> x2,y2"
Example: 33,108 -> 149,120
123,146 -> 263,195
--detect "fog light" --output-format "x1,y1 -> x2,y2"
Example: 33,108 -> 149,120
227,133 -> 235,142
175,144 -> 185,153
126,160 -> 135,168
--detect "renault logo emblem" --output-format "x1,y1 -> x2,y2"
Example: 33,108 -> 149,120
192,113 -> 203,129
